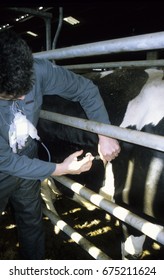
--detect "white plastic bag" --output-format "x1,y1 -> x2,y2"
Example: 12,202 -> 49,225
9,112 -> 40,153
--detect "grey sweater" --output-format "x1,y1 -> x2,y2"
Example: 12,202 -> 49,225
0,58 -> 110,181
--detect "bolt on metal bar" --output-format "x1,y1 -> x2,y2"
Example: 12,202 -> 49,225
53,175 -> 164,245
40,110 -> 164,152
33,32 -> 164,60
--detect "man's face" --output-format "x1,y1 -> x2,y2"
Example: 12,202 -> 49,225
0,93 -> 25,101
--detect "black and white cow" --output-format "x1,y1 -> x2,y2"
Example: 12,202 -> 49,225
38,68 -> 164,259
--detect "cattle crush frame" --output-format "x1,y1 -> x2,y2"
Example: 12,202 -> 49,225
34,32 -> 164,259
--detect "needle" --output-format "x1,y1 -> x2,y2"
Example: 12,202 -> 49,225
93,155 -> 101,160
77,154 -> 101,161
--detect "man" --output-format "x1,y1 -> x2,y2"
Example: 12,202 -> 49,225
0,30 -> 120,259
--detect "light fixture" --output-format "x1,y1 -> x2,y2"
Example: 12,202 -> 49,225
0,23 -> 10,30
26,31 -> 38,37
15,13 -> 29,22
63,16 -> 80,25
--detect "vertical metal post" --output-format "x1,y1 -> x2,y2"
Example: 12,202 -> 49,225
52,7 -> 63,49
44,18 -> 51,50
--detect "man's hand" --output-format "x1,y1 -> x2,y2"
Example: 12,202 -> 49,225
52,150 -> 94,176
98,135 -> 121,163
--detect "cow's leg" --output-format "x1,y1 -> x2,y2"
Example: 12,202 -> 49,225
99,161 -> 115,201
99,161 -> 119,223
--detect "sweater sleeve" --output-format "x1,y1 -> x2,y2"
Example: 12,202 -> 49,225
0,136 -> 55,181
36,59 -> 111,124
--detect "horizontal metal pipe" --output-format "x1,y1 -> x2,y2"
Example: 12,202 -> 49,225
40,110 -> 164,152
53,175 -> 164,245
8,7 -> 53,18
64,59 -> 164,70
42,205 -> 111,260
33,32 -> 164,60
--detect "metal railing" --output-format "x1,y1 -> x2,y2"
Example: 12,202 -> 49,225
52,175 -> 164,246
40,111 -> 164,152
34,31 -> 164,60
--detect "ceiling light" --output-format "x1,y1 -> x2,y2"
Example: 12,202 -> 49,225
26,31 -> 38,37
15,14 -> 29,22
63,16 -> 80,25
0,23 -> 10,30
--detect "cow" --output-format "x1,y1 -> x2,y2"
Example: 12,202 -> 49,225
37,67 -> 164,259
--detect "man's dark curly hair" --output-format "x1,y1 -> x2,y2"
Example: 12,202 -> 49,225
0,30 -> 34,98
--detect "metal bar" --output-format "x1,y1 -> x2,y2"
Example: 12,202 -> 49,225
52,175 -> 164,245
52,7 -> 63,49
44,18 -> 51,50
39,111 -> 164,152
33,32 -> 164,60
42,205 -> 111,260
63,59 -> 164,70
8,7 -> 53,18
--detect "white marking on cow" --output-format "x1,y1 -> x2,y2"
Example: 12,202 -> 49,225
122,159 -> 135,204
121,234 -> 146,258
144,157 -> 163,216
100,70 -> 114,78
120,69 -> 164,130
99,162 -> 115,202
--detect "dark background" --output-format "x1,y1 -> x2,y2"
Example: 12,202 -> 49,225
1,2 -> 164,62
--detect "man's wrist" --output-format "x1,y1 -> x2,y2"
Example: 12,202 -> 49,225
51,163 -> 66,176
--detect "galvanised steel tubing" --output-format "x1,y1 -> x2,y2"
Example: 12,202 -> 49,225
45,17 -> 52,50
8,7 -> 53,18
52,7 -> 63,50
33,32 -> 164,60
42,206 -> 111,260
64,59 -> 164,70
8,7 -> 52,51
40,110 -> 164,152
53,175 -> 164,245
